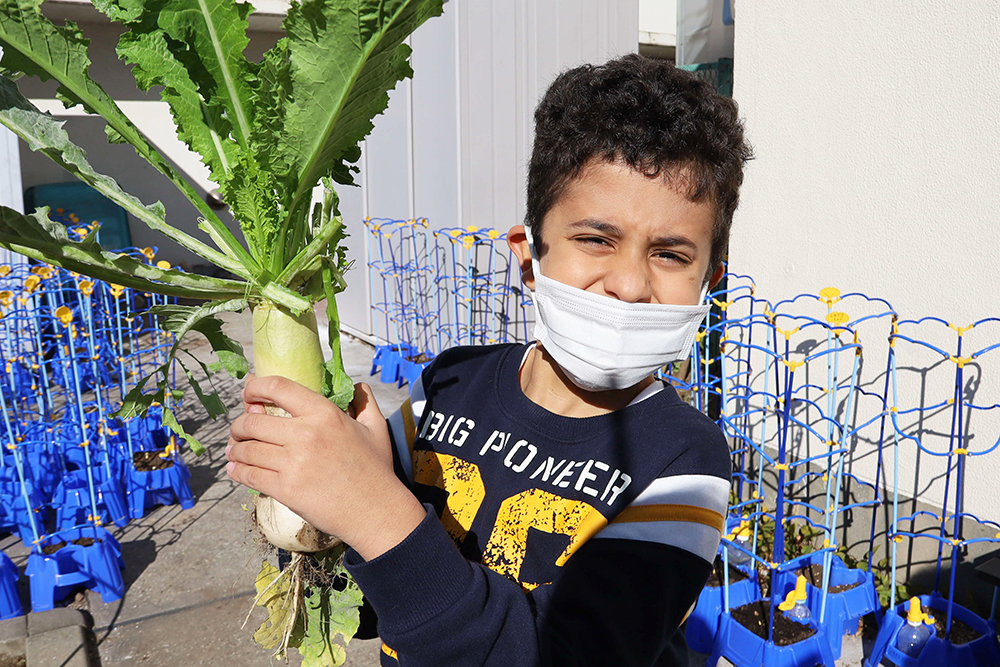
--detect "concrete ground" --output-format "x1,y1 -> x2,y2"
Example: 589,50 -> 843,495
0,308 -> 868,666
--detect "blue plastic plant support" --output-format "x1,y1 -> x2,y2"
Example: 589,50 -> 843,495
26,525 -> 124,611
0,551 -> 22,620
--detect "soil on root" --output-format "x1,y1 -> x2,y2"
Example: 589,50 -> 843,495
730,600 -> 817,647
706,556 -> 750,587
798,562 -> 860,593
133,450 -> 174,471
934,615 -> 981,644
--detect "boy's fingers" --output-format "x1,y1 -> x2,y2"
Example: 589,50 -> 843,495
231,410 -> 298,445
243,375 -> 337,420
226,439 -> 284,473
225,460 -> 280,496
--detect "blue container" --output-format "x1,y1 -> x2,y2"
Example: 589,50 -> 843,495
0,551 -> 23,620
686,564 -> 759,653
708,604 -> 838,667
398,356 -> 432,388
773,552 -> 879,659
865,593 -> 1000,667
51,469 -> 129,530
125,452 -> 195,519
26,526 -> 125,611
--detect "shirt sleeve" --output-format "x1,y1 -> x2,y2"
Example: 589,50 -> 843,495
344,503 -> 714,667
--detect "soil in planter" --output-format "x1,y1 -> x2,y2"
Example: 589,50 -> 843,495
0,654 -> 26,667
72,537 -> 100,547
934,615 -> 981,645
409,353 -> 432,363
41,541 -> 66,555
798,562 -> 861,594
706,556 -> 750,587
730,600 -> 817,647
133,450 -> 174,471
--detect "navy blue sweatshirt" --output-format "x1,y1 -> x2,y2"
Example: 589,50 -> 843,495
345,344 -> 731,666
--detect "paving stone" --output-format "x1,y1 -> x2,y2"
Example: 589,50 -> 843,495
0,616 -> 25,643
26,625 -> 92,667
27,609 -> 88,636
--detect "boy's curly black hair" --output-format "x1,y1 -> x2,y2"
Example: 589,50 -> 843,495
526,54 -> 753,278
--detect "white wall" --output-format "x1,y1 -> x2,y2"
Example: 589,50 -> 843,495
730,1 -> 1000,517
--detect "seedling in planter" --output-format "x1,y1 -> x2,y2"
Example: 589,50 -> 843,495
0,0 -> 442,662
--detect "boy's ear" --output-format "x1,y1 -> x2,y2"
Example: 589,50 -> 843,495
507,225 -> 535,290
707,263 -> 725,290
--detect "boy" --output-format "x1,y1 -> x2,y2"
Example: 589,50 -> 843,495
226,54 -> 751,666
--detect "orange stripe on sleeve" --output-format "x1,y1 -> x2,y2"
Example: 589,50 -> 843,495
610,503 -> 725,532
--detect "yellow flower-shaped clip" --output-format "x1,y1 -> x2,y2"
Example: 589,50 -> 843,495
109,284 -> 125,299
23,275 -> 40,294
79,280 -> 95,297
0,265 -> 9,277
488,230 -> 500,240
156,260 -> 171,270
55,305 -> 73,326
0,291 -> 12,308
30,265 -> 56,280
141,247 -> 156,261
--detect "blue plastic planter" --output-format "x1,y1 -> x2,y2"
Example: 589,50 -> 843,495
125,453 -> 195,519
51,469 -> 129,530
371,344 -> 419,386
773,552 -> 879,659
0,551 -> 22,620
865,593 -> 1000,667
686,565 -> 759,653
398,356 -> 432,388
26,526 -> 125,611
708,605 -> 838,667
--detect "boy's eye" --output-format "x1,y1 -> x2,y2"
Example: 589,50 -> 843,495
654,250 -> 690,264
576,236 -> 611,246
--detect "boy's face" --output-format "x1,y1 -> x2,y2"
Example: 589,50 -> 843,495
509,159 -> 723,305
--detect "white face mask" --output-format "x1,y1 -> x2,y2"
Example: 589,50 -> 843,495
528,231 -> 710,391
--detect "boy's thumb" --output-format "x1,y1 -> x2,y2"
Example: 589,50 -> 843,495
349,382 -> 383,427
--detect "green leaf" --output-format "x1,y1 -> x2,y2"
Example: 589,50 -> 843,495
262,0 -> 444,271
126,0 -> 255,146
225,150 -> 282,264
149,299 -> 250,378
253,560 -> 295,650
0,74 -> 245,271
116,28 -> 239,184
0,205 -> 252,300
298,575 -> 363,667
177,353 -> 228,420
161,403 -> 206,455
0,0 -> 251,268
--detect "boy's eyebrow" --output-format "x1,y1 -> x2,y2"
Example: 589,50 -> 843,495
568,219 -> 699,249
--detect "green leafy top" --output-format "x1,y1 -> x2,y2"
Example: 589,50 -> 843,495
0,0 -> 443,304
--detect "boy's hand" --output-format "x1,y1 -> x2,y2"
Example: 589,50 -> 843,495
226,375 -> 426,561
